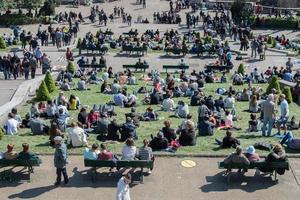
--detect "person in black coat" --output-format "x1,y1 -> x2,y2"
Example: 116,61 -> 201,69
150,132 -> 169,151
179,121 -> 196,146
107,119 -> 122,141
161,120 -> 176,143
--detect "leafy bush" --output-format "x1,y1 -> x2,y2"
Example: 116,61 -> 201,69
44,71 -> 56,93
38,1 -> 56,16
0,37 -> 7,49
282,86 -> 293,104
0,14 -> 45,26
267,36 -> 273,44
272,39 -> 277,48
266,76 -> 281,94
67,61 -> 76,74
237,63 -> 245,75
36,80 -> 50,101
0,127 -> 4,140
204,36 -> 213,44
253,17 -> 297,29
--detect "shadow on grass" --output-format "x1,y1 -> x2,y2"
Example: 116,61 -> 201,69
35,142 -> 51,147
199,171 -> 277,193
236,134 -> 262,139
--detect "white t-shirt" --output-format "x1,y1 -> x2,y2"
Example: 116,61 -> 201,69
5,118 -> 18,135
122,146 -> 137,160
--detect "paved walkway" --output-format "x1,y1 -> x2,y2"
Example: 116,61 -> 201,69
0,156 -> 300,200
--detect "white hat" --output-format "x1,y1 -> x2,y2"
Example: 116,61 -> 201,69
54,136 -> 63,142
246,146 -> 255,155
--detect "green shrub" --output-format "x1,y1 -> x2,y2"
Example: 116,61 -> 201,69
237,63 -> 245,75
0,37 -> 6,49
67,61 -> 76,74
77,38 -> 82,54
44,71 -> 56,93
36,80 -> 50,101
0,14 -> 44,26
282,86 -> 293,104
204,36 -> 213,44
253,17 -> 298,29
38,1 -> 56,16
0,127 -> 4,140
272,39 -> 277,48
266,76 -> 281,94
267,36 -> 273,44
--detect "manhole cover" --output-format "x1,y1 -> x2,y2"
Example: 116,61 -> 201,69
181,160 -> 196,168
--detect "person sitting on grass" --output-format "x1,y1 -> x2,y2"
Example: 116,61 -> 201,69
143,107 -> 157,121
125,107 -> 142,127
107,118 -> 122,141
248,113 -> 259,132
150,132 -> 169,151
179,120 -> 196,146
162,93 -> 175,112
122,138 -> 137,160
67,122 -> 88,147
11,108 -> 22,125
223,146 -> 250,174
198,115 -> 215,136
98,143 -> 113,160
30,113 -> 49,135
4,113 -> 19,135
18,143 -> 38,160
280,132 -> 300,150
77,107 -> 87,126
29,102 -> 40,118
224,93 -> 235,109
68,94 -> 80,110
249,94 -> 259,113
46,100 -> 56,118
220,110 -> 241,131
3,144 -> 18,160
161,120 -> 176,143
215,130 -> 240,148
84,143 -> 100,160
120,117 -> 138,141
175,100 -> 189,118
49,122 -> 64,146
114,90 -> 128,107
87,109 -> 99,128
77,76 -> 87,91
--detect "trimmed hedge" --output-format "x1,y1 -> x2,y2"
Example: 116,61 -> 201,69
282,86 -> 293,104
251,16 -> 298,29
44,71 -> 56,93
266,76 -> 281,94
36,80 -> 50,101
0,14 -> 50,26
237,63 -> 245,75
0,37 -> 6,49
67,61 -> 76,74
0,127 -> 4,140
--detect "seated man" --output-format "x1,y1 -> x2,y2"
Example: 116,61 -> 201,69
162,94 -> 175,111
94,114 -> 109,140
18,143 -> 38,160
30,113 -> 49,135
143,107 -> 157,121
3,144 -> 18,160
138,139 -> 153,174
280,132 -> 300,150
175,101 -> 189,118
120,117 -> 138,141
215,131 -> 240,148
149,132 -> 169,151
113,90 -> 128,107
4,113 -> 19,135
67,122 -> 88,147
125,107 -> 142,127
107,119 -> 122,141
83,143 -> 99,160
98,143 -> 113,160
198,115 -> 215,136
223,146 -> 250,174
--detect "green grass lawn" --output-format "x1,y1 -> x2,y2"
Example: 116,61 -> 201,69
1,72 -> 300,156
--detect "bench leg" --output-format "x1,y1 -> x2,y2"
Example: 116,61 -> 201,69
91,167 -> 97,182
140,168 -> 144,184
274,171 -> 277,182
28,167 -> 31,182
227,172 -> 231,184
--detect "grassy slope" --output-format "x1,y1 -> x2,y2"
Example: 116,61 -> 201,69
1,72 -> 300,156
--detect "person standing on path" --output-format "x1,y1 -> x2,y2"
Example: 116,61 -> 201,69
116,173 -> 132,200
54,136 -> 69,186
261,94 -> 275,136
142,0 -> 146,8
29,57 -> 37,79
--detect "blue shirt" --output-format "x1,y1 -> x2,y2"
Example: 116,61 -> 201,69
114,93 -> 126,106
283,73 -> 293,82
280,99 -> 289,117
83,148 -> 98,160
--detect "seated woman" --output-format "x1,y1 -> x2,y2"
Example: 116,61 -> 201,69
100,81 -> 112,94
175,101 -> 189,118
77,77 -> 87,91
244,146 -> 260,162
161,120 -> 176,143
18,143 -> 38,160
248,113 -> 259,132
107,118 -> 122,141
259,144 -> 287,175
178,121 -> 196,146
46,100 -> 56,118
68,94 -> 79,110
121,138 -> 137,160
280,132 -> 300,150
143,107 -> 157,121
83,143 -> 99,160
249,94 -> 259,113
150,132 -> 169,151
49,122 -> 64,146
98,143 -> 113,160
224,93 -> 235,109
237,88 -> 250,101
3,144 -> 18,160
87,110 -> 99,128
220,110 -> 241,131
77,108 -> 87,126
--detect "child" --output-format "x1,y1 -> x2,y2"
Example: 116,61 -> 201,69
248,113 -> 258,132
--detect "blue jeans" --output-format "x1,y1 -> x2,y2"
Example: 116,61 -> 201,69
262,116 -> 274,136
280,132 -> 294,145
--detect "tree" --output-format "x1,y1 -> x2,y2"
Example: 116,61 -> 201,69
231,0 -> 246,24
67,61 -> 76,74
0,0 -> 16,11
38,0 -> 55,16
44,71 -> 56,93
0,37 -> 6,49
0,127 -> 4,140
282,86 -> 293,104
237,63 -> 245,75
36,80 -> 50,101
266,76 -> 281,94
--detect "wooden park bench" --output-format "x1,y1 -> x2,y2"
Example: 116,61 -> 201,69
218,160 -> 289,183
205,64 -> 234,72
123,64 -> 149,72
84,159 -> 154,183
163,65 -> 189,73
123,31 -> 138,37
0,158 -> 42,182
82,64 -> 107,69
81,45 -> 108,55
121,45 -> 147,56
164,48 -> 188,56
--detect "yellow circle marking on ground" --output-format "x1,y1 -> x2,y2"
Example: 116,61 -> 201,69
181,160 -> 196,168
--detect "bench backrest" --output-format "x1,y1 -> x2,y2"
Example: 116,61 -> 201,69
163,65 -> 189,69
0,158 -> 42,166
84,159 -> 153,168
82,64 -> 107,68
218,161 -> 289,170
123,65 -> 149,69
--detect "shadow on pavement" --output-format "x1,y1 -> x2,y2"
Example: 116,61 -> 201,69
200,171 -> 277,193
8,185 -> 56,199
